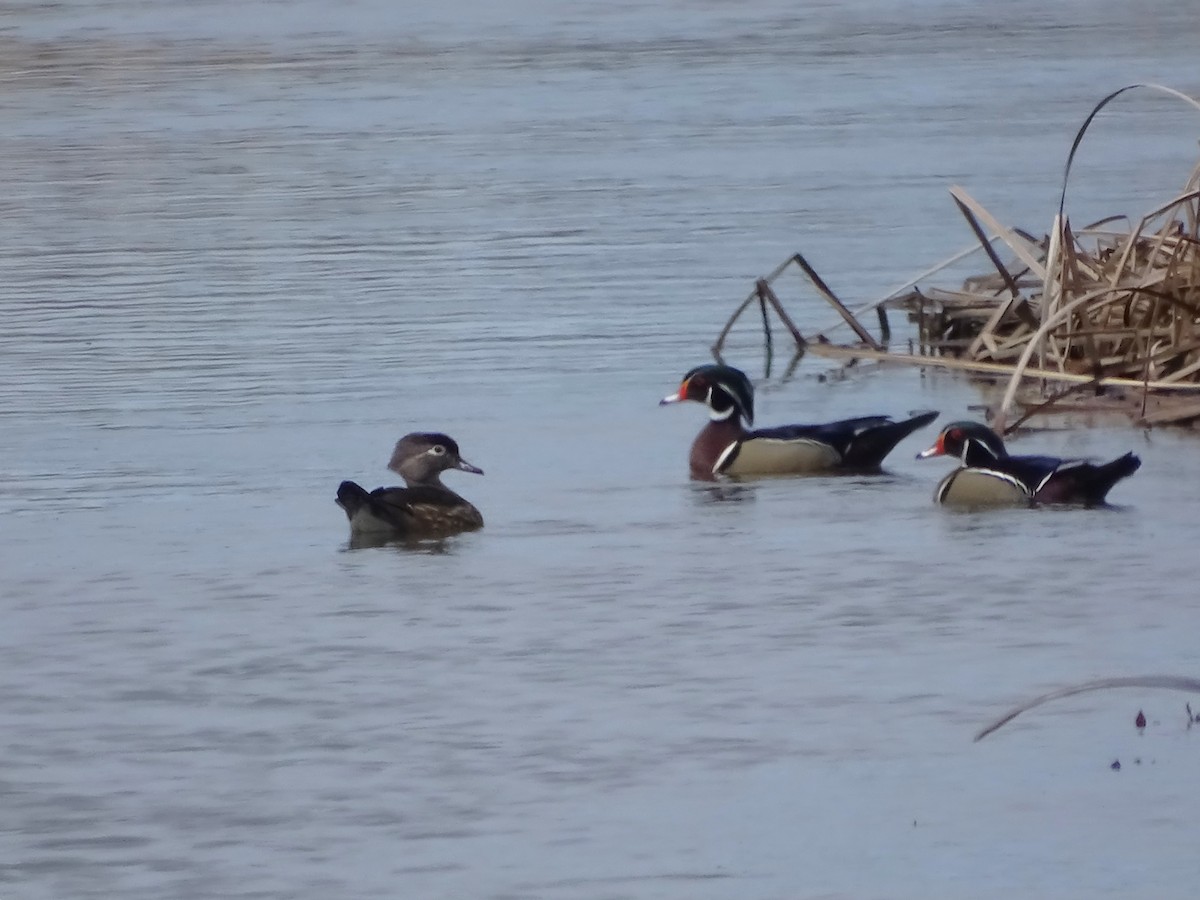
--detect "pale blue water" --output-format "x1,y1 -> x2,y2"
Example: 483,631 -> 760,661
3,1 -> 1200,898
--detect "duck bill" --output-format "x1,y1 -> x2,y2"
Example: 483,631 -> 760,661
915,436 -> 945,460
456,459 -> 484,475
659,382 -> 688,406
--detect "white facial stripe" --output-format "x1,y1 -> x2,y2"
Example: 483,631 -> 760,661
966,436 -> 1000,461
708,404 -> 735,421
716,380 -> 749,422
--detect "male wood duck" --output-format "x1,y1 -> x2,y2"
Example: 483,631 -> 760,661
336,432 -> 484,538
916,420 -> 1141,507
660,363 -> 939,480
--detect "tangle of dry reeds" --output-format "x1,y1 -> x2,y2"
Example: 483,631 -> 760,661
714,85 -> 1200,428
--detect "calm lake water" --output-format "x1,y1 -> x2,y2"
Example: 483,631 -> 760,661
3,1 -> 1200,898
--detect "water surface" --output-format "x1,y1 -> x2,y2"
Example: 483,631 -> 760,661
3,2 -> 1200,898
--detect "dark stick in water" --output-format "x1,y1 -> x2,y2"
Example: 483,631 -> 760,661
975,675 -> 1200,741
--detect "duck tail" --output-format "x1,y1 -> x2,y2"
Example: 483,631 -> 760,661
896,409 -> 940,439
844,410 -> 940,469
335,480 -> 371,519
1088,452 -> 1141,503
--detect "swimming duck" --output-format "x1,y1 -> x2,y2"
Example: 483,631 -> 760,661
660,363 -> 938,480
916,420 -> 1141,507
336,432 -> 484,538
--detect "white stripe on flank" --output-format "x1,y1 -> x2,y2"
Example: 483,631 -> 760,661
713,441 -> 740,474
937,466 -> 1030,504
1035,460 -> 1081,494
975,467 -> 1030,493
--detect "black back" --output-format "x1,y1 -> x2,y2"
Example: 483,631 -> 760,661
752,410 -> 938,469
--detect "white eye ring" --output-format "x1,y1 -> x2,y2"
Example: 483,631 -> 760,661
430,445 -> 446,456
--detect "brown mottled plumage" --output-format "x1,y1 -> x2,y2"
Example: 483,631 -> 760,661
336,432 -> 484,540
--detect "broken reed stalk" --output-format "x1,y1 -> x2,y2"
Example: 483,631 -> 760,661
785,254 -> 883,350
990,83 -> 1200,429
815,239 -> 1002,340
1001,376 -> 1105,435
712,253 -> 804,355
712,253 -> 876,356
949,185 -> 1048,280
755,278 -> 806,350
803,341 -> 1200,391
756,284 -> 774,364
712,85 -> 1200,426
1140,294 -> 1161,418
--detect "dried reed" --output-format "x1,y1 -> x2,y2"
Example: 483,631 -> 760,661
713,85 -> 1200,428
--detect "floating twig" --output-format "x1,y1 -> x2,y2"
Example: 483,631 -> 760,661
975,675 -> 1200,742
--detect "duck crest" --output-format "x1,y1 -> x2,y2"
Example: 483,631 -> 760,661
680,364 -> 755,425
961,433 -> 1002,465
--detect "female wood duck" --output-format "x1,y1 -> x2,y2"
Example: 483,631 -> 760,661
336,432 -> 484,538
916,420 -> 1141,507
660,363 -> 939,480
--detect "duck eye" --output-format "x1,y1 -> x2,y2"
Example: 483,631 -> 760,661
949,428 -> 963,441
430,445 -> 446,456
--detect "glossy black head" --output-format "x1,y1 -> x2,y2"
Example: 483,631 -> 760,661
660,364 -> 755,425
916,421 -> 1008,465
387,432 -> 484,486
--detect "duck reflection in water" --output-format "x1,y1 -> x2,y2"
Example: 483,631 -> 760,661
346,532 -> 458,553
690,481 -> 756,505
